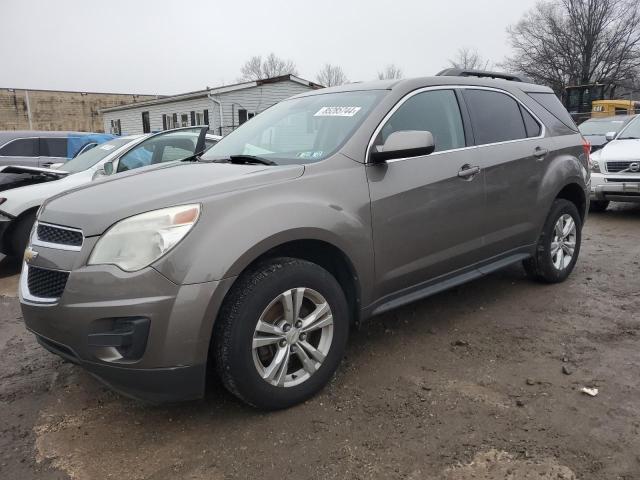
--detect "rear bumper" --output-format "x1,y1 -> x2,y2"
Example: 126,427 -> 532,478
590,173 -> 640,203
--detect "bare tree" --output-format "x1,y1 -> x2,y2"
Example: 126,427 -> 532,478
502,0 -> 640,94
449,47 -> 491,70
377,64 -> 403,80
240,53 -> 298,81
316,64 -> 348,87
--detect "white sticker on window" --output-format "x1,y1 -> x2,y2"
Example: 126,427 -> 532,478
99,144 -> 116,150
314,106 -> 362,117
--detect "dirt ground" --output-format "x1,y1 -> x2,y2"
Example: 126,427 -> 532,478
1,205 -> 639,480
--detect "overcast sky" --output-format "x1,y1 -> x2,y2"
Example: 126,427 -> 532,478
1,0 -> 538,95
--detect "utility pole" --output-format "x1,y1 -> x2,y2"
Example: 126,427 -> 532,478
24,89 -> 33,130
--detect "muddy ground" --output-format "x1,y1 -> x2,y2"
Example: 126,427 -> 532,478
1,206 -> 639,480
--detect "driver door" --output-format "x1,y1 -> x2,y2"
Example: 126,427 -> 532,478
367,88 -> 486,300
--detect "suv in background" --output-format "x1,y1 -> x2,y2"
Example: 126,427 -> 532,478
20,71 -> 589,409
588,114 -> 640,211
0,131 -> 113,168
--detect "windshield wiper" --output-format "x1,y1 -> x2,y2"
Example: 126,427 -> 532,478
225,155 -> 277,166
617,136 -> 640,140
180,153 -> 202,162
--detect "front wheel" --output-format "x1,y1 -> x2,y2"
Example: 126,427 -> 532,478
213,257 -> 349,409
523,199 -> 582,283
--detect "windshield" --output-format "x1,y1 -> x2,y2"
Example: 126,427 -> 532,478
579,118 -> 628,136
60,137 -> 134,174
617,116 -> 640,139
201,90 -> 386,165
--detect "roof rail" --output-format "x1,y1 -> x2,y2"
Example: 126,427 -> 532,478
436,68 -> 528,83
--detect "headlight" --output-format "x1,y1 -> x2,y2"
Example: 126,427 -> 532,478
589,158 -> 600,172
88,204 -> 200,272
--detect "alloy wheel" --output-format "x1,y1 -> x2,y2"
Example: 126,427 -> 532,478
252,287 -> 334,388
551,214 -> 577,270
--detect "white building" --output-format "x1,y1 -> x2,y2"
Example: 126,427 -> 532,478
101,75 -> 322,136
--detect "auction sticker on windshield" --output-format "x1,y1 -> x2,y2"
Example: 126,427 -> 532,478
314,106 -> 362,117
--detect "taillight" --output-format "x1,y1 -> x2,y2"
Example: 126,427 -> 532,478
581,136 -> 591,162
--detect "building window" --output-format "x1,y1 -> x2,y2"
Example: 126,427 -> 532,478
110,119 -> 121,135
181,113 -> 189,127
142,111 -> 150,133
195,112 -> 204,125
172,113 -> 178,129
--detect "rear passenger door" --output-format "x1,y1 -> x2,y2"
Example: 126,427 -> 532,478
39,137 -> 68,168
462,87 -> 546,259
367,88 -> 485,299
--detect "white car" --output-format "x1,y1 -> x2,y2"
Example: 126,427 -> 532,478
0,127 -> 220,256
589,115 -> 640,212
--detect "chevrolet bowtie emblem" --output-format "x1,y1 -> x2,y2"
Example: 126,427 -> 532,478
24,247 -> 38,263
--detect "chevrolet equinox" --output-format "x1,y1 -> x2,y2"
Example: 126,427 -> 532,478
18,71 -> 590,409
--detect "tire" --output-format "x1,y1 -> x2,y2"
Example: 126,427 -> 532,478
589,200 -> 609,213
9,211 -> 36,258
213,257 -> 349,410
523,199 -> 582,283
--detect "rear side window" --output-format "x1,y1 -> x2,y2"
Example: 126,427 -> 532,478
463,89 -> 527,145
377,89 -> 466,152
40,137 -> 68,157
520,106 -> 542,137
0,138 -> 39,157
528,92 -> 578,131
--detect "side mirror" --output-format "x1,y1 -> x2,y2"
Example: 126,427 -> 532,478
103,161 -> 114,176
605,131 -> 616,141
370,130 -> 435,163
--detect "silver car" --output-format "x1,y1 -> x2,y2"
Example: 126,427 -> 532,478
589,115 -> 640,211
0,131 -> 112,168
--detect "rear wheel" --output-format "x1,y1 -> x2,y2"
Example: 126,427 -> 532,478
213,257 -> 349,409
9,211 -> 36,258
589,200 -> 609,213
523,199 -> 582,283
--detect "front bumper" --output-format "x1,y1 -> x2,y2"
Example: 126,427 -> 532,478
20,244 -> 235,403
590,173 -> 640,203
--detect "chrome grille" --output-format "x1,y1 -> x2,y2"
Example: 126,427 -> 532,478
606,161 -> 639,173
35,223 -> 83,248
27,266 -> 69,299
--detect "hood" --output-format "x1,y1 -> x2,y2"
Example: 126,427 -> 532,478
39,161 -> 305,236
583,134 -> 607,149
597,139 -> 640,161
0,165 -> 68,192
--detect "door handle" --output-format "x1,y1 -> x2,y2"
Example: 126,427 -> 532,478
533,147 -> 548,160
457,164 -> 481,179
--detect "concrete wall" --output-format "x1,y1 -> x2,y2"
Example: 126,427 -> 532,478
0,89 -> 158,133
102,80 -> 314,136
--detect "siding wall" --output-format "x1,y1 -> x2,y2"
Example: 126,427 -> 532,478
102,80 -> 314,136
0,89 -> 157,132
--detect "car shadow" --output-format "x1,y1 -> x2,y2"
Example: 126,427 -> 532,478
0,254 -> 20,277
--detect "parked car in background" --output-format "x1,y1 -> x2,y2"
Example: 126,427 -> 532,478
589,114 -> 640,211
0,131 -> 114,168
0,127 -> 219,256
579,115 -> 636,152
19,72 -> 589,409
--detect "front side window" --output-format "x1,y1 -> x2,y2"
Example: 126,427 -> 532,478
117,128 -> 202,172
374,89 -> 466,153
464,89 -> 527,145
202,90 -> 385,165
0,137 -> 39,157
